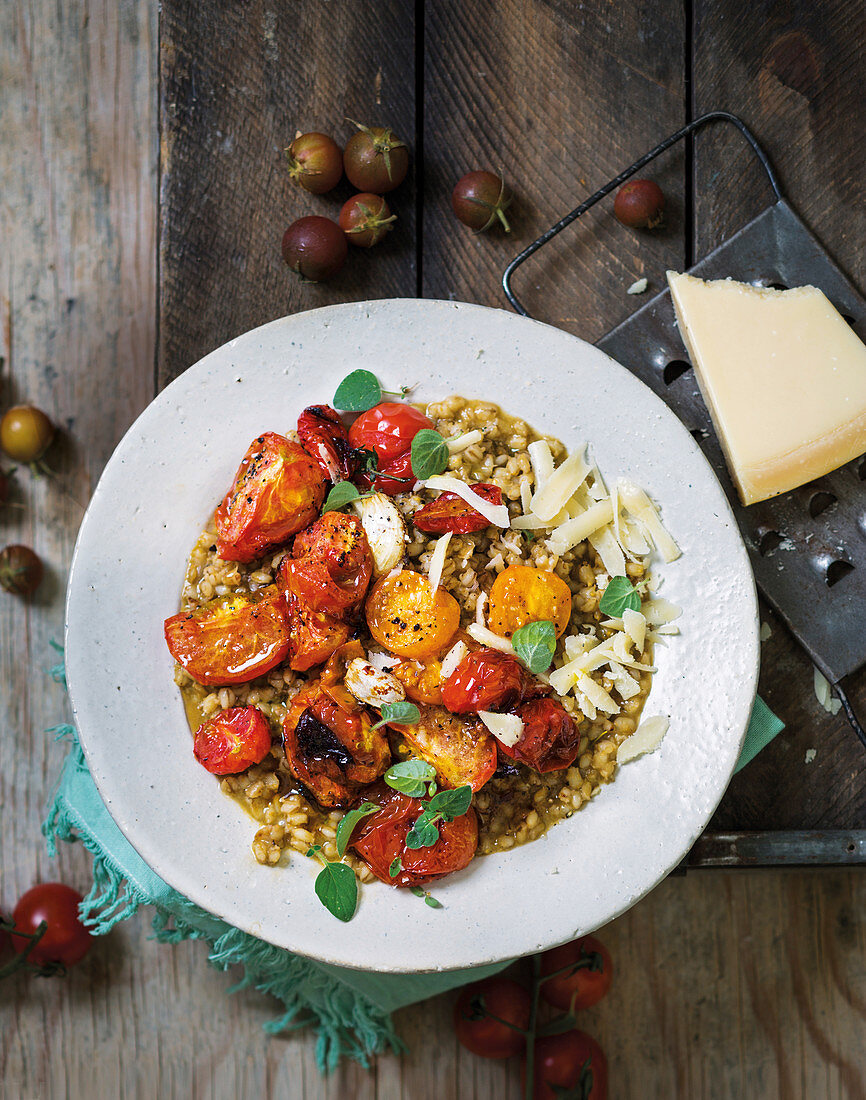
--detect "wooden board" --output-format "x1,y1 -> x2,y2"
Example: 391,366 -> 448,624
158,0 -> 417,386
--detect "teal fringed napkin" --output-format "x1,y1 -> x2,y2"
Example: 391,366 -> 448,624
43,674 -> 782,1072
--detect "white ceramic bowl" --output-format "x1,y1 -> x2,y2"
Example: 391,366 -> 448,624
66,299 -> 758,972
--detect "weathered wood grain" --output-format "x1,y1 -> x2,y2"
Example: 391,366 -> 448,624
693,1 -> 866,835
158,0 -> 417,386
422,0 -> 686,339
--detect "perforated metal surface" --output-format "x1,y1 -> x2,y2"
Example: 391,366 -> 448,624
598,200 -> 866,683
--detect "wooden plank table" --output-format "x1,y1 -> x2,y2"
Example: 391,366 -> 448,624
3,2 -> 866,1097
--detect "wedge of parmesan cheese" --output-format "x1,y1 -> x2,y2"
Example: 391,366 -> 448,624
478,710 -> 524,747
423,475 -> 511,528
617,716 -> 670,763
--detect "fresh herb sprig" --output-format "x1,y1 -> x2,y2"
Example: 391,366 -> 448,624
333,370 -> 411,412
598,575 -> 641,617
406,785 -> 473,850
410,428 -> 449,480
334,801 -> 380,858
383,757 -> 436,797
512,620 -> 556,674
306,845 -> 358,923
373,700 -> 422,731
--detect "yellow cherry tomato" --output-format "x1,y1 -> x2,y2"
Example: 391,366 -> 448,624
487,565 -> 572,639
365,570 -> 460,660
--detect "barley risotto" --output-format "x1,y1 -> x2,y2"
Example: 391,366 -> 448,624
166,387 -> 680,905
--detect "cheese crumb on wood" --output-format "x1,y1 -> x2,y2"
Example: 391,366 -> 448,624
667,271 -> 866,505
813,667 -> 842,716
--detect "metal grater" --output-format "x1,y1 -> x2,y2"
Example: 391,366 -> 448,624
503,112 -> 866,740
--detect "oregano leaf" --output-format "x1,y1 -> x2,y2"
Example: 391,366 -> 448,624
384,758 -> 436,797
334,801 -> 380,858
372,700 -> 422,730
333,370 -> 382,412
512,620 -> 557,674
598,575 -> 641,617
322,480 -> 361,513
313,862 -> 358,922
410,429 -> 449,480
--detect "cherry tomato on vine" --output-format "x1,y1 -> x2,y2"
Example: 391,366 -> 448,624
11,884 -> 92,968
0,545 -> 44,596
347,402 -> 435,495
452,171 -> 512,233
350,781 -> 478,886
281,216 -> 348,282
540,935 -> 613,1012
498,697 -> 581,774
413,483 -> 503,534
339,193 -> 396,247
0,405 -> 55,463
297,404 -> 359,482
193,706 -> 273,775
285,131 -> 343,194
441,647 -> 537,715
343,122 -> 409,193
524,1030 -> 608,1100
453,976 -> 531,1058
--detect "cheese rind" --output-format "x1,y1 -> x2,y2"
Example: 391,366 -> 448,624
667,271 -> 866,505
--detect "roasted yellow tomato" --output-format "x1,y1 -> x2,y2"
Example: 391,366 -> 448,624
487,565 -> 572,639
365,570 -> 460,660
394,705 -> 497,792
392,658 -> 444,706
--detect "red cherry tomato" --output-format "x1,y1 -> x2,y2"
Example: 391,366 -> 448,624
453,976 -> 531,1058
11,884 -> 92,968
285,131 -> 343,195
338,193 -> 396,247
498,698 -> 581,773
350,781 -> 478,886
525,1030 -> 608,1100
215,433 -> 326,562
395,704 -> 497,792
164,586 -> 289,687
193,705 -> 273,775
343,123 -> 409,193
412,483 -> 503,534
441,647 -> 538,714
281,216 -> 348,281
540,935 -> 613,1012
285,511 -> 372,615
347,402 -> 434,495
297,404 -> 360,482
283,592 -> 349,672
282,683 -> 390,808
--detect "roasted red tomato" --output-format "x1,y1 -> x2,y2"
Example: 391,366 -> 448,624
540,935 -> 613,1012
441,647 -> 544,714
165,587 -> 289,686
395,704 -> 497,791
499,698 -> 581,773
297,404 -> 360,482
284,593 -> 350,671
282,682 -> 390,808
524,1030 -> 608,1100
454,977 -> 531,1058
193,705 -> 273,774
286,511 -> 373,614
413,483 -> 503,534
347,402 -> 434,495
350,781 -> 478,887
215,432 -> 326,562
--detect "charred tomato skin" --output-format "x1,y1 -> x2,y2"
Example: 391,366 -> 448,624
285,131 -> 343,194
281,216 -> 348,281
441,647 -> 532,714
347,401 -> 435,496
297,404 -> 360,482
499,697 -> 581,773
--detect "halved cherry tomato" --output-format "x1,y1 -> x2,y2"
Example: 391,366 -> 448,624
524,1030 -> 608,1100
365,570 -> 460,659
394,704 -> 497,791
441,647 -> 542,714
165,586 -> 290,686
413,483 -> 503,534
286,511 -> 372,614
350,781 -> 478,887
392,658 -> 444,705
193,705 -> 273,774
282,682 -> 390,808
284,592 -> 350,671
454,977 -> 531,1058
297,404 -> 360,482
499,698 -> 581,773
540,935 -> 613,1012
488,565 -> 572,639
348,402 -> 435,496
11,884 -> 92,968
215,433 -> 326,562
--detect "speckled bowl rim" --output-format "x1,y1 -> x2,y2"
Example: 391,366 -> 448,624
65,299 -> 759,973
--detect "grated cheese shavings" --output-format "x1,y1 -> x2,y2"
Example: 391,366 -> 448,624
527,440 -> 555,494
617,716 -> 670,763
475,589 -> 488,626
622,608 -> 646,652
529,448 -> 590,522
424,475 -> 510,528
440,639 -> 468,680
445,429 -> 484,454
546,498 -> 615,556
588,527 -> 626,579
466,623 -> 516,654
642,598 -> 682,626
617,480 -> 681,562
478,710 -> 524,747
427,531 -> 452,594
